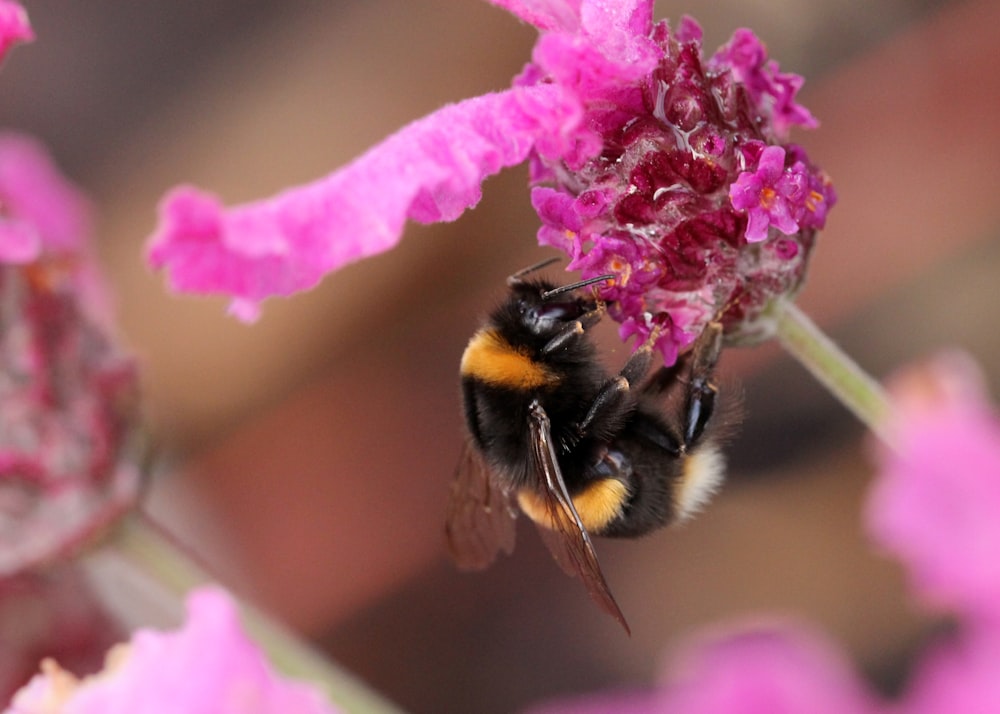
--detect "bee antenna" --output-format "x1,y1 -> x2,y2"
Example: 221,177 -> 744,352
541,274 -> 615,301
507,257 -> 561,285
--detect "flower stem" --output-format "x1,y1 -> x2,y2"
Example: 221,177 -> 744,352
774,300 -> 895,446
81,513 -> 403,714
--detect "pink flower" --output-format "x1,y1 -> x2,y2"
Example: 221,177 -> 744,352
147,0 -> 835,362
0,1 -> 31,63
0,134 -> 140,577
867,353 -> 1000,622
0,134 -> 91,265
5,588 -> 342,714
896,628 -> 1000,714
526,623 -> 880,714
730,145 -> 804,242
148,85 -> 586,322
708,28 -> 817,140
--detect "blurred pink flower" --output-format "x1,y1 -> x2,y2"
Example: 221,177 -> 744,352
526,623 -> 880,714
0,1 -> 31,63
5,587 -> 342,714
0,133 -> 92,265
867,352 -> 1000,622
0,134 -> 141,577
895,627 -> 1000,714
526,352 -> 1000,713
147,0 -> 834,362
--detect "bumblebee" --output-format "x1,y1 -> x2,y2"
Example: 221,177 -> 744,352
445,259 -> 726,633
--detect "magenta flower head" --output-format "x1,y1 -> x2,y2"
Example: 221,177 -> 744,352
867,352 -> 1000,624
148,0 -> 834,361
0,133 -> 141,577
5,587 -> 343,714
0,1 -> 32,63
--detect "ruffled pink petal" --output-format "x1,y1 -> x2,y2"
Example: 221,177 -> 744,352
867,352 -> 1000,621
578,0 -> 656,67
657,625 -> 879,714
0,133 -> 92,263
7,588 -> 341,714
0,0 -> 32,62
147,84 -> 584,320
486,0 -> 657,67
527,623 -> 880,714
484,0 -> 582,32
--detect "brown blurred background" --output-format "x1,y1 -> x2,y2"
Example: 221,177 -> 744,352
2,0 -> 998,711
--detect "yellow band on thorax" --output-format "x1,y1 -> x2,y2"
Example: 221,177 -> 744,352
460,329 -> 556,390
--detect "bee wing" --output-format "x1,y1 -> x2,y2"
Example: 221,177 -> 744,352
527,401 -> 631,635
445,441 -> 517,570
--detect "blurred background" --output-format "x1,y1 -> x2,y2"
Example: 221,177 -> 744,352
2,0 -> 998,711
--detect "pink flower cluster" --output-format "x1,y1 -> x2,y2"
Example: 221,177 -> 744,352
5,588 -> 342,714
525,12 -> 834,361
527,354 -> 1000,714
0,132 -> 141,576
147,0 -> 835,363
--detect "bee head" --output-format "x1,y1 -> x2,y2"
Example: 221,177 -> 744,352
509,273 -> 614,336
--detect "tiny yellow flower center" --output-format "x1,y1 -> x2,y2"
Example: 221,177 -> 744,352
805,189 -> 824,212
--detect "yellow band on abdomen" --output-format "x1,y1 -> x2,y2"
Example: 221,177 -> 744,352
517,478 -> 629,534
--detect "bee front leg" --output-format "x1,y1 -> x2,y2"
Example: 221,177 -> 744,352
574,324 -> 662,441
540,302 -> 606,356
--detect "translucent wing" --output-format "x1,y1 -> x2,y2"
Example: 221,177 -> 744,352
527,400 -> 631,634
445,441 -> 517,570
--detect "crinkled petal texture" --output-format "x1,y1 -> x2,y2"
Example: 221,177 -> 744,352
0,133 -> 91,264
0,0 -> 31,62
148,85 -> 584,321
5,588 -> 341,714
867,353 -> 1000,621
148,0 -> 833,353
526,623 -> 879,714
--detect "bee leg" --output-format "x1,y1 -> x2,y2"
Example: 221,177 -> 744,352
574,324 -> 662,440
680,323 -> 722,449
540,302 -> 606,356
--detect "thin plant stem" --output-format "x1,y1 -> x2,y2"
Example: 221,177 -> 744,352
81,512 -> 403,714
774,300 -> 895,447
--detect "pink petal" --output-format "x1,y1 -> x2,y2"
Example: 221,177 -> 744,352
526,622 -> 880,714
0,0 -> 32,62
147,84 -> 583,319
484,0 -> 582,32
899,628 -> 1000,714
7,588 -> 342,713
656,624 -> 880,714
867,352 -> 1000,621
0,133 -> 92,262
578,0 -> 656,66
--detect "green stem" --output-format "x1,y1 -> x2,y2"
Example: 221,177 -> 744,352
773,300 -> 895,446
81,513 -> 404,714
